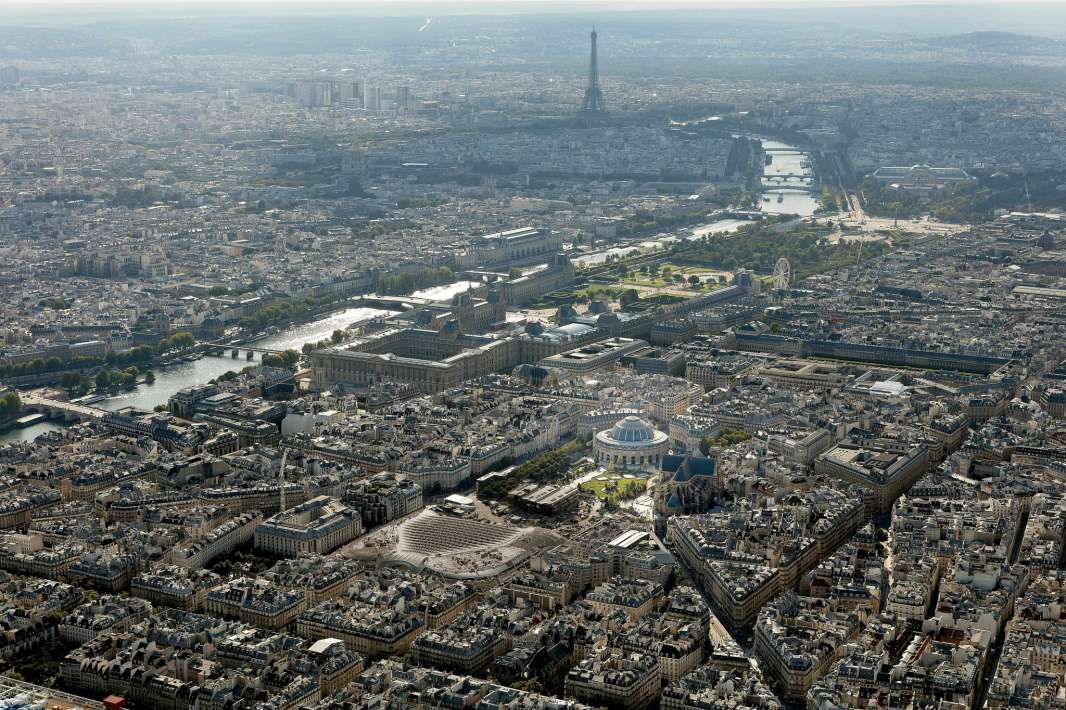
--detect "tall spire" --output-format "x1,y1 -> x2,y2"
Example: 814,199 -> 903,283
278,447 -> 288,513
581,28 -> 606,114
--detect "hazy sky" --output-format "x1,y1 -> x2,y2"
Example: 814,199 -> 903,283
8,0 -> 1063,5
5,0 -> 1063,37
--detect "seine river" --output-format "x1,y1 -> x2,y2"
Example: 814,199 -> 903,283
572,139 -> 819,269
0,420 -> 66,444
0,304 -> 395,444
759,140 -> 820,217
0,280 -> 494,444
98,305 -> 395,412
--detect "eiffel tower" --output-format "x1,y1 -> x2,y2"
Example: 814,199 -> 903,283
580,28 -> 606,116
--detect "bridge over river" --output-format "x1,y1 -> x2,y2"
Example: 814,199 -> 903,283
20,391 -> 107,422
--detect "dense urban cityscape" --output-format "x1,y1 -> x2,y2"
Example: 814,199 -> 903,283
1,1 -> 1066,708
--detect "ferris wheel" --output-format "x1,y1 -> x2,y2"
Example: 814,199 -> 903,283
772,258 -> 792,290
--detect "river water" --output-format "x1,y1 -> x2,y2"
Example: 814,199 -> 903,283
92,305 -> 394,414
572,218 -> 752,268
250,305 -> 395,353
1,304 -> 397,443
573,139 -> 817,269
409,280 -> 479,302
0,420 -> 65,445
2,287 -> 497,442
759,140 -> 819,217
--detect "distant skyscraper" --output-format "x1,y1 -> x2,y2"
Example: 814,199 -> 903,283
335,80 -> 360,101
364,85 -> 381,112
291,81 -> 333,108
396,85 -> 412,113
336,80 -> 363,110
0,66 -> 19,87
580,29 -> 606,115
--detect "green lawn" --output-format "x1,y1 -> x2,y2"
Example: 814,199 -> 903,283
580,474 -> 649,503
617,262 -> 732,291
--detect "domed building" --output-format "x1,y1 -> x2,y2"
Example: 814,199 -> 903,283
594,416 -> 669,471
